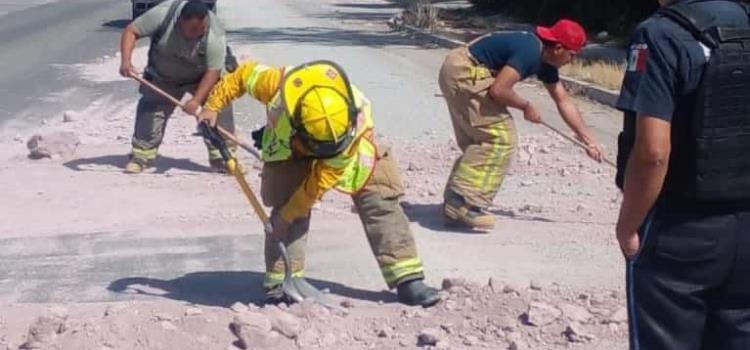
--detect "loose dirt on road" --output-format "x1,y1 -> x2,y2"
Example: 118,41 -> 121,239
0,0 -> 627,349
1,278 -> 626,350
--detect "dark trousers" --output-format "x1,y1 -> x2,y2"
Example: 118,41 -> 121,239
627,202 -> 750,350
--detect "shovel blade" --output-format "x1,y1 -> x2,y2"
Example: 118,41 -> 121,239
276,240 -> 342,311
291,277 -> 345,312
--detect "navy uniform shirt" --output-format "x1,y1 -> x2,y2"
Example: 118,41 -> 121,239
616,0 -> 749,122
469,31 -> 560,84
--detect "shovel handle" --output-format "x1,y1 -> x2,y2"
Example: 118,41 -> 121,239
199,124 -> 271,225
540,121 -> 616,168
129,72 -> 262,160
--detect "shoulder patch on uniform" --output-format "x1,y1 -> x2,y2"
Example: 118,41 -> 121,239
627,44 -> 650,72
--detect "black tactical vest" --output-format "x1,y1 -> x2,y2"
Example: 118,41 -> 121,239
616,2 -> 750,203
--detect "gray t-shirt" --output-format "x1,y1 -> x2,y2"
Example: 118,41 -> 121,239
133,0 -> 226,83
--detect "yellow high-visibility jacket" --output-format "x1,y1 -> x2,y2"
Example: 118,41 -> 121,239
204,62 -> 374,223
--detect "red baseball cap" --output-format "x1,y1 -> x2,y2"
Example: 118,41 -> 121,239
536,19 -> 587,52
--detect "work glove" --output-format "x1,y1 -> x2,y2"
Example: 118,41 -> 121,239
251,127 -> 265,150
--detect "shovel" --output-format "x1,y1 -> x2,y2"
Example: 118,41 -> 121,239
129,72 -> 342,310
199,124 -> 343,312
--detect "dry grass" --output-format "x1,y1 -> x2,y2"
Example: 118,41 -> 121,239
403,0 -> 441,30
559,60 -> 626,91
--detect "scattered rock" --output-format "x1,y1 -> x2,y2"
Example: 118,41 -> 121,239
229,312 -> 275,350
296,328 -> 320,348
496,315 -> 518,331
26,132 -> 80,159
160,321 -> 177,331
436,340 -> 452,349
185,307 -> 203,316
560,303 -> 592,323
103,304 -> 126,317
488,277 -> 504,293
442,277 -> 467,290
266,307 -> 302,339
529,281 -> 543,291
376,327 -> 393,338
524,302 -> 561,327
340,299 -> 355,309
526,204 -> 544,214
590,293 -> 611,306
417,328 -> 441,347
609,323 -> 621,333
502,281 -> 528,296
443,299 -> 458,311
563,323 -> 596,343
152,313 -> 175,322
607,307 -> 628,324
230,302 -> 249,314
463,335 -> 479,346
62,111 -> 77,123
508,339 -> 528,350
48,307 -> 68,318
321,332 -> 337,346
407,162 -> 424,171
19,313 -> 68,349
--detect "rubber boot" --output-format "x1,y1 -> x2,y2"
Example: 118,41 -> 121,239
443,191 -> 495,231
264,285 -> 293,305
397,279 -> 441,308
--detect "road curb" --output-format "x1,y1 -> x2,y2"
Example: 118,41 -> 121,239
389,19 -> 621,108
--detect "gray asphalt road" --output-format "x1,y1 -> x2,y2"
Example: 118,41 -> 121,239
0,0 -> 129,127
0,0 -> 57,17
0,0 -> 625,306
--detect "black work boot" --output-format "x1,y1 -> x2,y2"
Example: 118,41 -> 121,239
397,279 -> 441,308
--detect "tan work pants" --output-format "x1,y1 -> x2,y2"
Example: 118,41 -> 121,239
260,142 -> 424,289
438,47 -> 518,209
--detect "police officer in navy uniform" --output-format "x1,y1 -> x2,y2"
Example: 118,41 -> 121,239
615,0 -> 750,349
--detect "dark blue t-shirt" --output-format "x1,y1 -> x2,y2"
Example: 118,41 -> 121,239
468,31 -> 560,84
616,0 -> 749,122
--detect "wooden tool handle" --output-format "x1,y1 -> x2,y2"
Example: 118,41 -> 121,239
129,72 -> 262,160
540,121 -> 616,168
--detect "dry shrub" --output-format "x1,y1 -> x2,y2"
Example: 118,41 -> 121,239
559,60 -> 626,91
404,0 -> 440,30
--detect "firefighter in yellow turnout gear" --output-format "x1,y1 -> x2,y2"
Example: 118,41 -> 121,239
198,60 -> 441,307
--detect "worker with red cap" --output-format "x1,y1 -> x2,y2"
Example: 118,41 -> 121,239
438,19 -> 604,231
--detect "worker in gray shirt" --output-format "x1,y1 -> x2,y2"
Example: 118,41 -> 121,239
119,0 -> 237,173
